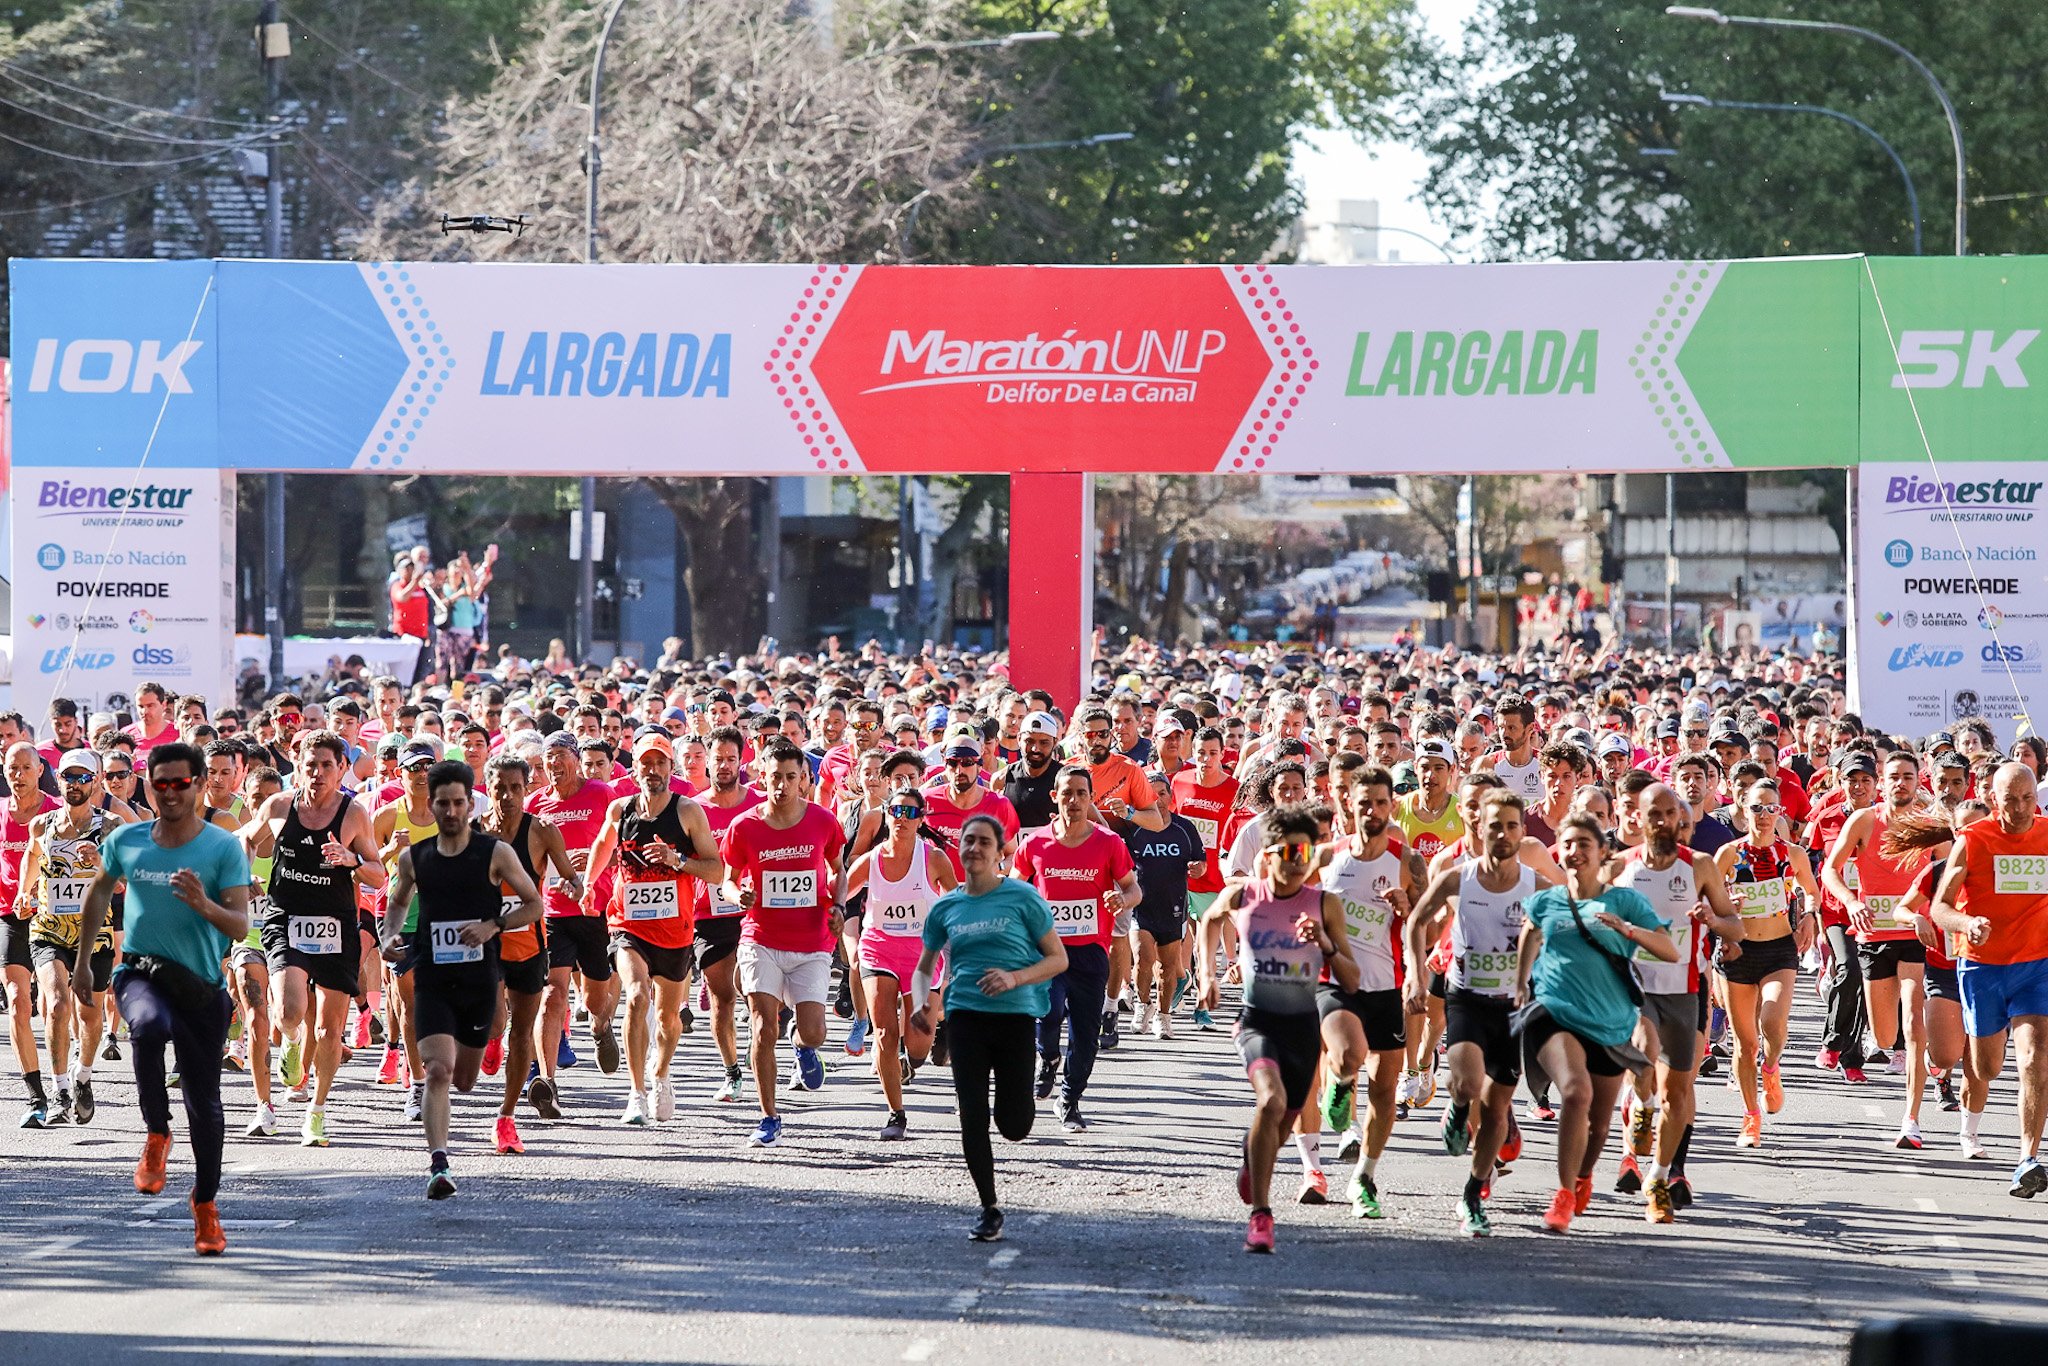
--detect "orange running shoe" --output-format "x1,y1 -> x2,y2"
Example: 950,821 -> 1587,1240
1541,1188 -> 1574,1233
1572,1174 -> 1594,1215
1762,1064 -> 1785,1114
494,1114 -> 524,1155
191,1196 -> 226,1256
1737,1112 -> 1764,1149
1645,1179 -> 1676,1225
1499,1118 -> 1523,1165
134,1131 -> 171,1195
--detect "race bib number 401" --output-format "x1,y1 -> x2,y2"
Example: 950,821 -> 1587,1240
430,921 -> 484,965
1048,898 -> 1101,939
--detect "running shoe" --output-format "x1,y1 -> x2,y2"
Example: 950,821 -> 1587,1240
678,1007 -> 695,1036
405,1083 -> 425,1123
594,1026 -> 621,1076
377,1048 -> 403,1086
1193,1008 -> 1215,1032
191,1197 -> 227,1256
1499,1117 -> 1523,1165
1669,1175 -> 1694,1211
245,1102 -> 278,1138
1937,1073 -> 1960,1112
2011,1155 -> 2047,1200
1394,1100 -> 1409,1123
844,1018 -> 870,1057
1527,1097 -> 1558,1122
1895,1120 -> 1924,1150
1335,1129 -> 1362,1163
481,1037 -> 503,1077
1697,1052 -> 1720,1079
72,1078 -> 95,1126
1763,1064 -> 1785,1114
225,1038 -> 247,1072
880,1109 -> 908,1141
1572,1175 -> 1594,1215
1886,1051 -> 1907,1076
1135,1004 -> 1156,1036
101,1038 -> 121,1062
368,1014 -> 386,1045
1812,1047 -> 1840,1072
494,1115 -> 525,1155
301,1109 -> 329,1148
1245,1209 -> 1276,1254
1542,1188 -> 1574,1234
353,1010 -> 372,1050
1412,1070 -> 1437,1109
833,975 -> 855,1021
748,1114 -> 782,1148
1155,1012 -> 1174,1040
1298,1169 -> 1329,1205
576,1003 -> 591,1023
287,1080 -> 311,1105
47,1087 -> 71,1125
1960,1132 -> 1989,1161
280,1038 -> 305,1089
1320,1078 -> 1356,1135
778,1006 -> 794,1039
1457,1195 -> 1492,1238
557,1034 -> 578,1070
1626,1096 -> 1654,1150
1035,1055 -> 1060,1100
795,1045 -> 825,1091
1441,1102 -> 1471,1157
930,1021 -> 950,1067
713,1067 -> 742,1104
1645,1179 -> 1675,1224
653,1076 -> 676,1122
971,1205 -> 1005,1242
1348,1172 -> 1383,1220
527,1076 -> 562,1120
1737,1112 -> 1763,1148
1843,1066 -> 1869,1084
622,1092 -> 649,1126
1059,1100 -> 1088,1133
1615,1152 -> 1643,1194
427,1165 -> 457,1201
1099,1013 -> 1120,1052
135,1131 -> 171,1194
1865,1048 -> 1891,1070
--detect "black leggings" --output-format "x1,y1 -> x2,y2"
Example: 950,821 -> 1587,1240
115,969 -> 232,1203
1823,923 -> 1868,1066
949,1010 -> 1038,1208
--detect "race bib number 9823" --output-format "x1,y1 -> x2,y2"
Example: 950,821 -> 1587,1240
1994,855 -> 2048,896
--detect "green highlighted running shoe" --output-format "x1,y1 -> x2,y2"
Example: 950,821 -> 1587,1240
1441,1102 -> 1471,1157
1458,1195 -> 1491,1238
280,1037 -> 305,1090
1320,1078 -> 1356,1135
1349,1173 -> 1384,1220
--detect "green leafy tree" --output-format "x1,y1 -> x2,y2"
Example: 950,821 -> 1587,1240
1415,1 -> 2048,261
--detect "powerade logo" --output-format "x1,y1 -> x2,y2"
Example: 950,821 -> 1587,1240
40,646 -> 114,674
1345,329 -> 1598,397
1888,643 -> 1964,671
23,338 -> 203,394
478,331 -> 732,398
35,543 -> 64,571
1885,540 -> 1913,568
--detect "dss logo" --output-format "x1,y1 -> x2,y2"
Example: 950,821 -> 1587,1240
132,644 -> 188,668
1884,540 -> 1914,568
35,543 -> 64,571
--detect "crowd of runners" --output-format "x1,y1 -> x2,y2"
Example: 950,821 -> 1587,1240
6,635 -> 2048,1256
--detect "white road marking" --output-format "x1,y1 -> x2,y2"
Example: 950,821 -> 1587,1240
127,1218 -> 298,1231
989,1247 -> 1019,1268
24,1237 -> 84,1259
902,1340 -> 936,1362
133,1198 -> 177,1216
1952,1269 -> 1982,1288
945,1289 -> 979,1315
1914,1197 -> 1940,1212
1935,1234 -> 1962,1250
1863,1105 -> 1884,1118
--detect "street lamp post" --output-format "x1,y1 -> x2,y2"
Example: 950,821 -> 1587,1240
1664,6 -> 1966,255
575,0 -> 633,662
1660,91 -> 1922,254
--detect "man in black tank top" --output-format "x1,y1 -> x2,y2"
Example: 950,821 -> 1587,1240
383,759 -> 542,1200
999,715 -> 1063,835
243,730 -> 385,1148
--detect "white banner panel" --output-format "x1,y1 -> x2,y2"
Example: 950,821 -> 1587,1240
1854,461 -> 2048,744
11,467 -> 235,725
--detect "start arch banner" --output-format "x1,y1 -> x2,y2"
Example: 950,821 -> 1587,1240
7,252 -> 2047,742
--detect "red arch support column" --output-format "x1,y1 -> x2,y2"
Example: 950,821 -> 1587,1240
1008,472 -> 1092,715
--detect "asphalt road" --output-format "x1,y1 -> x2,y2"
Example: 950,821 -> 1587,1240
2,980 -> 2042,1366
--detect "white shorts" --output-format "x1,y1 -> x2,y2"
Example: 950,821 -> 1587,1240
737,942 -> 832,1007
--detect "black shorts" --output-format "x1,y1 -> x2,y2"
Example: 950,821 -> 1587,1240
0,917 -> 32,972
259,918 -> 362,997
1134,903 -> 1187,946
29,939 -> 113,994
1234,1006 -> 1321,1114
546,915 -> 613,981
358,909 -> 382,942
1926,962 -> 1961,1003
1858,938 -> 1926,981
412,973 -> 499,1049
611,931 -> 695,984
1428,968 -> 1447,1001
1315,984 -> 1407,1052
501,953 -> 547,997
1445,989 -> 1521,1086
1721,933 -> 1799,986
1520,1008 -> 1625,1078
694,914 -> 743,971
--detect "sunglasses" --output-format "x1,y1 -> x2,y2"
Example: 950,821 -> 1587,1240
1684,730 -> 1708,739
852,722 -> 878,733
106,769 -> 135,781
216,721 -> 240,735
1750,802 -> 1781,814
1266,840 -> 1315,862
276,713 -> 302,727
151,776 -> 196,793
946,757 -> 979,769
1081,728 -> 1111,740
887,804 -> 924,820
59,772 -> 94,785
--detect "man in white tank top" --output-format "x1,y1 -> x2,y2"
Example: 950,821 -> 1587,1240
1315,767 -> 1424,1221
1404,791 -> 1541,1238
1478,697 -> 1547,809
1609,783 -> 1742,1224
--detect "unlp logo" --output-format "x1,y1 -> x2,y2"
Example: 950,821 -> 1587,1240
1888,643 -> 1964,671
40,646 -> 114,674
24,338 -> 204,394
